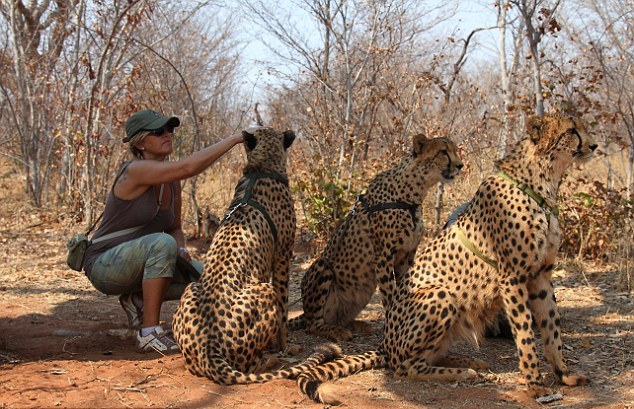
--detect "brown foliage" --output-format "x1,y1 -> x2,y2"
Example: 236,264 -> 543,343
559,180 -> 633,262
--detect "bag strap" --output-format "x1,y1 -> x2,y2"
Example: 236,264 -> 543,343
89,183 -> 164,244
91,225 -> 145,244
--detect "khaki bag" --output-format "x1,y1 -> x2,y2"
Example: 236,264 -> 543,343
65,223 -> 147,272
66,233 -> 89,271
65,174 -> 162,272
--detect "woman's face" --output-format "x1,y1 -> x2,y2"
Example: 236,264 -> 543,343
136,126 -> 174,159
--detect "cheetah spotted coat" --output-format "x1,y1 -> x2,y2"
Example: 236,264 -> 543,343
298,114 -> 597,403
289,134 -> 463,341
173,128 -> 339,384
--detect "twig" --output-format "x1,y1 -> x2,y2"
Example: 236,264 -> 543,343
89,361 -> 111,382
38,368 -> 67,375
274,399 -> 298,408
580,269 -> 591,287
536,393 -> 563,404
113,387 -> 146,393
132,373 -> 159,387
114,391 -> 134,408
207,390 -> 248,404
148,343 -> 167,357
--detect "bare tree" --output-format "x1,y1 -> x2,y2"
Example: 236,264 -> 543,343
572,0 -> 634,200
243,0 -> 458,233
80,0 -> 145,223
0,0 -> 248,231
496,0 -> 525,156
0,0 -> 79,206
510,0 -> 563,117
421,26 -> 493,226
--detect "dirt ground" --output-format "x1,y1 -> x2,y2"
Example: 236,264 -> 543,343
1,176 -> 633,409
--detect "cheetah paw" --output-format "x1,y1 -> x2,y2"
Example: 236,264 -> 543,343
526,383 -> 555,399
561,372 -> 589,386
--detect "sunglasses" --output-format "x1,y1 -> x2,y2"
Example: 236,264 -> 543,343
147,125 -> 175,136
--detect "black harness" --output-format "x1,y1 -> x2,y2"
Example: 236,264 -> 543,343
223,172 -> 289,242
355,193 -> 419,222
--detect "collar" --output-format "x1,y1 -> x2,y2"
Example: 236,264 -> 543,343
497,170 -> 559,221
355,194 -> 419,221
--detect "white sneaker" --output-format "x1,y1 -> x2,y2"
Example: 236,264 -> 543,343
136,327 -> 180,354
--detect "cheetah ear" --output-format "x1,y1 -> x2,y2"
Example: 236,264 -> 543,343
412,133 -> 428,156
283,130 -> 296,150
243,131 -> 257,151
527,114 -> 557,153
526,115 -> 543,142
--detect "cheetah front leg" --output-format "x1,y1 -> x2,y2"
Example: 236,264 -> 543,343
301,261 -> 354,341
393,248 -> 416,284
272,249 -> 292,351
375,247 -> 397,310
228,283 -> 279,373
500,276 -> 551,397
528,274 -> 588,387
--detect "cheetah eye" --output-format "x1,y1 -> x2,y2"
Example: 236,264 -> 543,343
565,128 -> 582,143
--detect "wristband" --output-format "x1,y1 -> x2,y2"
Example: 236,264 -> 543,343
178,246 -> 189,254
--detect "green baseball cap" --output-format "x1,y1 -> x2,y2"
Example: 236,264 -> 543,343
123,109 -> 180,142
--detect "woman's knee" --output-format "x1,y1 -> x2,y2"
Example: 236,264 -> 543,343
143,233 -> 177,279
145,232 -> 177,251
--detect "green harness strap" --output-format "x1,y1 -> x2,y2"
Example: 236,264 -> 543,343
451,170 -> 559,269
223,172 -> 289,242
497,170 -> 559,221
452,224 -> 498,269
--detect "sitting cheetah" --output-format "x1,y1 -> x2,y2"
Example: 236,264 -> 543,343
298,114 -> 596,403
289,134 -> 463,341
173,128 -> 339,384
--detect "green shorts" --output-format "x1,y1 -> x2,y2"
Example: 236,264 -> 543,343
88,232 -> 202,300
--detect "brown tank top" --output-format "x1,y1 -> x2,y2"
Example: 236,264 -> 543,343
83,162 -> 176,275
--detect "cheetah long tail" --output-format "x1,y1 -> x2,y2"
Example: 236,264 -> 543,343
297,349 -> 385,404
203,343 -> 342,385
287,313 -> 307,331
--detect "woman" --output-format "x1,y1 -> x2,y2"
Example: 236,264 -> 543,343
83,109 -> 245,354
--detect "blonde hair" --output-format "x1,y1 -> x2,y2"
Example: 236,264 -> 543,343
127,130 -> 152,159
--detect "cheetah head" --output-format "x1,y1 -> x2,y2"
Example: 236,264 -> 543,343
242,127 -> 296,176
527,114 -> 598,163
412,134 -> 463,182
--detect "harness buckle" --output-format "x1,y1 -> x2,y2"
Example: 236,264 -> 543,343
224,202 -> 247,221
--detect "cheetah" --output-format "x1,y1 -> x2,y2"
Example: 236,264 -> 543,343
289,134 -> 463,341
297,114 -> 596,403
172,128 -> 340,384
